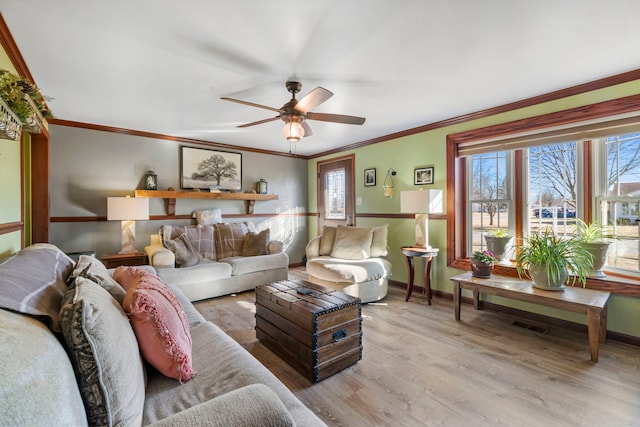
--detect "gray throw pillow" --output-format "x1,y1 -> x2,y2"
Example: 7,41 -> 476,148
165,233 -> 202,267
69,255 -> 126,303
59,277 -> 146,427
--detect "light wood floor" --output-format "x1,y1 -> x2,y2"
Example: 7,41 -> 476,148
194,271 -> 640,427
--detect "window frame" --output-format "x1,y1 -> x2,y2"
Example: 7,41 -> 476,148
446,96 -> 640,296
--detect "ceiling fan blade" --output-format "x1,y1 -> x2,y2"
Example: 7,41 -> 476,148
221,97 -> 283,113
237,116 -> 280,128
295,87 -> 333,113
302,121 -> 313,137
306,112 -> 366,125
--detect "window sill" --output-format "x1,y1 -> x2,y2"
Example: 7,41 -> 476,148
450,259 -> 640,298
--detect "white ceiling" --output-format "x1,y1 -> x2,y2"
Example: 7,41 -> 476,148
2,1 -> 640,156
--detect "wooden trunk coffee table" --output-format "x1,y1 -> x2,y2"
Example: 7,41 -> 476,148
255,278 -> 362,382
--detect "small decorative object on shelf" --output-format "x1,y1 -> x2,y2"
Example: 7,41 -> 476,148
470,250 -> 496,278
256,178 -> 268,194
144,170 -> 158,190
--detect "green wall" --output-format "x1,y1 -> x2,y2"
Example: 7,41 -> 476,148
308,79 -> 640,339
0,48 -> 23,257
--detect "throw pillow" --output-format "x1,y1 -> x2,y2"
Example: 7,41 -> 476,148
193,208 -> 222,226
330,226 -> 374,260
370,224 -> 389,257
0,245 -> 75,332
164,233 -> 202,267
241,228 -> 270,256
114,267 -> 196,382
161,224 -> 216,261
319,226 -> 337,256
69,254 -> 127,303
59,276 -> 145,427
213,222 -> 248,259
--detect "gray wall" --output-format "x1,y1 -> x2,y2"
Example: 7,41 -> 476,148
49,125 -> 309,262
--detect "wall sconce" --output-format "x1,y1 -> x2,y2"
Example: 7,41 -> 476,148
383,168 -> 396,199
107,196 -> 150,253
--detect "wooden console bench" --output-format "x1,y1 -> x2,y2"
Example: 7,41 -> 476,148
450,272 -> 610,362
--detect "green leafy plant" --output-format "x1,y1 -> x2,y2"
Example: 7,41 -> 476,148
574,218 -> 611,243
472,250 -> 496,264
485,228 -> 510,238
0,69 -> 53,122
516,228 -> 593,287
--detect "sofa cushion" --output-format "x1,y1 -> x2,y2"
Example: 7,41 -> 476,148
306,256 -> 392,284
330,225 -> 374,260
370,224 -> 389,257
319,226 -> 337,256
143,321 -> 321,426
241,228 -> 270,256
222,252 -> 289,276
147,384 -> 295,427
161,225 -> 216,261
0,308 -> 87,426
156,260 -> 232,285
70,254 -> 127,303
0,244 -> 75,332
193,208 -> 222,226
115,267 -> 196,382
164,233 -> 202,267
213,222 -> 249,259
59,276 -> 145,427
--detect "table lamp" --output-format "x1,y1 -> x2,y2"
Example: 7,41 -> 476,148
107,196 -> 149,253
400,189 -> 443,249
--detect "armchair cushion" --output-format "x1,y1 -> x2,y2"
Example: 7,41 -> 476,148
330,225 -> 373,260
370,224 -> 389,257
319,226 -> 337,256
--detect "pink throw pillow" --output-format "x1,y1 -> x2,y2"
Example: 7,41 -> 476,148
113,267 -> 195,382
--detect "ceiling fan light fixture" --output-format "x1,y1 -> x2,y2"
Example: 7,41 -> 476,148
283,119 -> 305,142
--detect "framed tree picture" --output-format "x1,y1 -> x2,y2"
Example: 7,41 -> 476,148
180,146 -> 242,191
364,168 -> 376,186
414,166 -> 434,185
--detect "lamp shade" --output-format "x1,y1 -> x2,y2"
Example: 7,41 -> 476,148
107,197 -> 149,221
400,189 -> 443,214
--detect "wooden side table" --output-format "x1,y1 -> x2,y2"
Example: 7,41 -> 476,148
101,252 -> 148,268
401,246 -> 439,304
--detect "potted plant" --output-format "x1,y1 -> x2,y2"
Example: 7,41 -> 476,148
575,219 -> 612,278
484,228 -> 512,265
470,250 -> 496,278
0,69 -> 52,133
516,228 -> 593,291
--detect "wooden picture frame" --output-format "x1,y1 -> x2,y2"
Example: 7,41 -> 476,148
364,168 -> 376,186
180,146 -> 242,191
414,166 -> 434,185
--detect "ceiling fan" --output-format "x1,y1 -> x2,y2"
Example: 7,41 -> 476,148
221,81 -> 366,142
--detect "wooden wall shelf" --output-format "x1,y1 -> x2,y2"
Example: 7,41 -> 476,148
134,190 -> 278,215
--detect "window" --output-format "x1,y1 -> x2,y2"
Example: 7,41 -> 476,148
469,151 -> 511,253
449,102 -> 640,294
600,133 -> 640,272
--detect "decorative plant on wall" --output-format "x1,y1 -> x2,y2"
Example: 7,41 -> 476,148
0,69 -> 53,124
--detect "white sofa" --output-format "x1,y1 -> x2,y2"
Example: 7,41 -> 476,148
305,225 -> 392,303
146,222 -> 288,302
